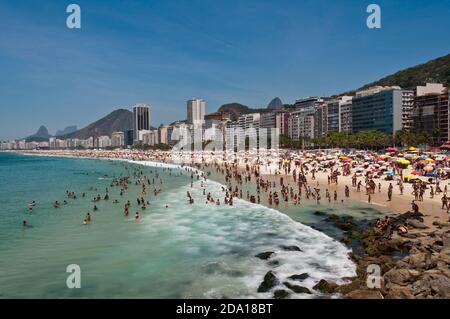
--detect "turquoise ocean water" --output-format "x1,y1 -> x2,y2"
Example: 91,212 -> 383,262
0,152 -> 357,299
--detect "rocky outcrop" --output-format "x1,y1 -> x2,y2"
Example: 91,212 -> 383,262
284,282 -> 311,294
257,271 -> 279,293
313,279 -> 338,294
288,273 -> 309,281
313,210 -> 450,299
255,252 -> 275,260
345,289 -> 384,299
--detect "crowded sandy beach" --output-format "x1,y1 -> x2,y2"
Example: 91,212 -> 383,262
16,147 -> 450,227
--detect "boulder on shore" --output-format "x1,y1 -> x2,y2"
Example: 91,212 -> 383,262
288,273 -> 309,281
257,271 -> 279,293
255,252 -> 275,260
345,289 -> 384,299
273,289 -> 290,299
280,245 -> 303,252
283,282 -> 312,294
313,279 -> 338,294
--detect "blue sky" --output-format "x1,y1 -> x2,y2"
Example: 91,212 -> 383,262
0,0 -> 449,140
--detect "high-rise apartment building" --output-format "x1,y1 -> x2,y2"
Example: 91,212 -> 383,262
412,83 -> 449,145
288,108 -> 315,142
352,86 -> 412,134
111,132 -> 125,147
133,103 -> 150,143
187,99 -> 206,125
339,96 -> 353,133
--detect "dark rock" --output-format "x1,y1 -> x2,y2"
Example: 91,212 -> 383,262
434,240 -> 444,246
257,271 -> 279,293
288,273 -> 309,281
283,282 -> 312,294
335,278 -> 363,295
255,252 -> 275,260
399,233 -> 417,239
407,220 -> 428,229
313,211 -> 326,216
280,245 -> 303,252
383,269 -> 413,286
268,260 -> 280,267
273,289 -> 290,299
313,279 -> 338,294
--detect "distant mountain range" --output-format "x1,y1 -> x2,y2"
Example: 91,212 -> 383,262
56,126 -> 77,137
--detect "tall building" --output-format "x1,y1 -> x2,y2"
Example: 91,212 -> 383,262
412,83 -> 449,145
260,112 -> 277,129
324,96 -> 353,133
111,132 -> 125,147
133,103 -> 150,143
275,111 -> 290,135
339,97 -> 353,133
315,104 -> 328,137
294,97 -> 325,110
351,86 -> 413,134
288,108 -> 315,142
326,100 -> 340,133
237,113 -> 261,131
125,130 -> 134,146
142,130 -> 159,146
158,125 -> 170,145
187,99 -> 206,125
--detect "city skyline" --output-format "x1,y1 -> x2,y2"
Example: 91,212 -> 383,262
1,0 -> 450,140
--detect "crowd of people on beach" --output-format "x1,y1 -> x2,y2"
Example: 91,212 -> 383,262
20,147 -> 450,238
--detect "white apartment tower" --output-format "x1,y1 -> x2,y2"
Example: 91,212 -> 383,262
187,99 -> 206,125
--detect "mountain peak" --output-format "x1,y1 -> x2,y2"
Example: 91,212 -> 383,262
60,109 -> 133,139
267,97 -> 283,110
25,125 -> 51,141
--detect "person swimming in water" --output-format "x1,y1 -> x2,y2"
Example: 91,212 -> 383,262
135,212 -> 140,221
22,220 -> 32,228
